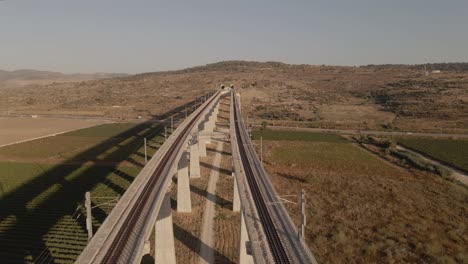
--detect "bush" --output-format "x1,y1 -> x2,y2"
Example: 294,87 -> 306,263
382,122 -> 395,130
390,149 -> 452,177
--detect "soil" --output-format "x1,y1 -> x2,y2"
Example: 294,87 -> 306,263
0,117 -> 107,146
199,140 -> 224,264
1,61 -> 466,133
212,96 -> 240,263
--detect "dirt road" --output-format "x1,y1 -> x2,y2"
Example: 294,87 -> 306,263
396,145 -> 468,185
199,140 -> 224,264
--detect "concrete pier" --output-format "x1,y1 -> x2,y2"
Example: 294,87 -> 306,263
233,174 -> 240,212
239,211 -> 254,264
177,151 -> 192,212
199,135 -> 207,157
207,116 -> 215,132
203,132 -> 211,144
190,136 -> 201,178
213,104 -> 219,122
155,193 -> 176,264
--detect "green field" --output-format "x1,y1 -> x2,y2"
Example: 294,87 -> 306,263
252,129 -> 347,143
397,137 -> 468,172
273,142 -> 388,170
0,122 -> 166,263
268,140 -> 401,180
0,123 -> 165,164
64,123 -> 138,137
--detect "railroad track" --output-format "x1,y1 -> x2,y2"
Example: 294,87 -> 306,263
231,90 -> 318,264
102,93 -> 219,262
77,91 -> 220,263
232,93 -> 290,264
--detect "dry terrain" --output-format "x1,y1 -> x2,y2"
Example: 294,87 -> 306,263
1,61 -> 467,263
0,69 -> 216,120
238,64 -> 468,133
254,131 -> 468,263
169,95 -> 239,264
212,139 -> 240,264
213,97 -> 240,263
0,117 -> 108,147
0,69 -> 127,89
1,61 -> 466,133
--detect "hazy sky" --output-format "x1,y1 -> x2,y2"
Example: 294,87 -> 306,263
1,0 -> 467,73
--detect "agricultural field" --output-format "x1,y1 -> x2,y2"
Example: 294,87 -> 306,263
397,137 -> 468,172
0,122 -> 166,263
254,130 -> 468,263
0,123 -> 152,164
0,117 -> 106,147
252,129 -> 347,142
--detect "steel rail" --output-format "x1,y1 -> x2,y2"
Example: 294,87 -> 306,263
102,92 -> 219,263
76,90 -> 220,263
233,92 -> 290,263
232,90 -> 318,264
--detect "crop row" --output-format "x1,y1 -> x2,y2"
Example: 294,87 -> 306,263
0,122 -> 166,263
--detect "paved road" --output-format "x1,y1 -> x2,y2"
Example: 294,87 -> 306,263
266,126 -> 468,139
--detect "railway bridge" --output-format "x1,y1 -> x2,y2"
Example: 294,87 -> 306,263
76,89 -> 317,264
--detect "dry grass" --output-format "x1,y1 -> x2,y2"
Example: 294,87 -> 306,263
170,95 -> 238,263
0,69 -> 126,90
258,139 -> 468,264
212,144 -> 240,264
0,71 -> 215,120
170,147 -> 213,263
213,96 -> 240,263
1,61 -> 466,133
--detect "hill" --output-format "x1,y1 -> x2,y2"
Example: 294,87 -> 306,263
362,62 -> 468,72
0,69 -> 128,89
0,61 -> 467,133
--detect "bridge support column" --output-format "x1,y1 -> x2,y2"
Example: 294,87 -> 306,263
204,111 -> 211,126
239,211 -> 254,264
203,117 -> 212,141
155,193 -> 176,264
204,132 -> 212,144
204,120 -> 211,134
213,104 -> 219,122
232,174 -> 240,212
143,240 -> 150,255
190,136 -> 200,178
199,137 -> 207,157
177,151 -> 191,212
207,116 -> 215,132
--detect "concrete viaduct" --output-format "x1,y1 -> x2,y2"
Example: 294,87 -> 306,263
75,89 -> 317,264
